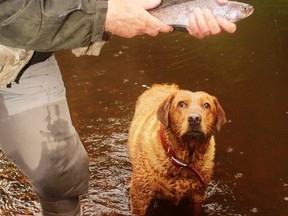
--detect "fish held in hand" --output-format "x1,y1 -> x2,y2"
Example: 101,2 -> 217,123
149,0 -> 254,31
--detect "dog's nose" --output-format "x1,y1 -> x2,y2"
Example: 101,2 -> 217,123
188,113 -> 202,125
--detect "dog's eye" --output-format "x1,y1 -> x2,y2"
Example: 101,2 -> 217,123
203,103 -> 210,109
178,101 -> 186,108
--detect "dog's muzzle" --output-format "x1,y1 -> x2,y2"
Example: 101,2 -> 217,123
183,113 -> 205,141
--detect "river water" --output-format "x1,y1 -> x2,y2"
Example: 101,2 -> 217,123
1,0 -> 288,215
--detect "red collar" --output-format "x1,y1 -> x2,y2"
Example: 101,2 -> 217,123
159,124 -> 204,184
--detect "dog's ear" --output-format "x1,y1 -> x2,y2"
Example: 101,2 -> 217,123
213,97 -> 227,131
157,94 -> 174,128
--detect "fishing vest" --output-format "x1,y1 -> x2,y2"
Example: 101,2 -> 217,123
0,36 -> 109,88
0,45 -> 58,88
0,45 -> 34,88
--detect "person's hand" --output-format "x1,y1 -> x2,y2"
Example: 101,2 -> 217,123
188,0 -> 237,39
105,0 -> 173,38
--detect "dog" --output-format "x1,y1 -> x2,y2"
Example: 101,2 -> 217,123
127,84 -> 227,215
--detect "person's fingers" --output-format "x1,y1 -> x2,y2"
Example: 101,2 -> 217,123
193,7 -> 210,36
158,24 -> 174,33
143,0 -> 173,34
216,16 -> 237,33
145,11 -> 174,35
216,0 -> 228,5
142,0 -> 162,9
144,22 -> 173,36
191,7 -> 211,38
186,1 -> 237,39
202,9 -> 221,35
187,12 -> 201,38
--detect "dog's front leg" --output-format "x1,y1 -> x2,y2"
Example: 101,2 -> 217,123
130,175 -> 154,216
182,189 -> 206,215
179,196 -> 204,215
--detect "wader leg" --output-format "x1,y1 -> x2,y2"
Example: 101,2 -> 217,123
0,56 -> 89,215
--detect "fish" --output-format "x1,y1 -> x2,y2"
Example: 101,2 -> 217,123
149,0 -> 254,31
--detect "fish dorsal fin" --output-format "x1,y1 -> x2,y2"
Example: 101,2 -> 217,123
158,0 -> 192,9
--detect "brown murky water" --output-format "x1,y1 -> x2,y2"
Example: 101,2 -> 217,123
1,0 -> 288,215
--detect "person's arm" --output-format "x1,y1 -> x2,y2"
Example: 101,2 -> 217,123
0,0 -> 237,52
0,0 -> 109,51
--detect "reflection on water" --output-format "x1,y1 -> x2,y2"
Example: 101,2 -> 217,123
1,0 -> 288,215
0,151 -> 41,215
81,124 -> 131,215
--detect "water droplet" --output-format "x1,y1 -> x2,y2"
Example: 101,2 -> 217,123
250,207 -> 258,213
227,147 -> 234,153
234,173 -> 243,179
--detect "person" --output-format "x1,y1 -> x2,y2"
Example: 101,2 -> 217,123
0,0 -> 236,215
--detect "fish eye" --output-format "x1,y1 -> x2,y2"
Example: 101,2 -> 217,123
242,6 -> 248,11
203,103 -> 210,109
178,101 -> 186,108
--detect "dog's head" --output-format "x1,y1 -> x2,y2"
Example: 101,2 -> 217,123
157,90 -> 226,143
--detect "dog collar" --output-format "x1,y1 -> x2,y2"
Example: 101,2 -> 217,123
159,124 -> 204,184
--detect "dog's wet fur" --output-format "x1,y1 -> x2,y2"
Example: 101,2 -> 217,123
128,84 -> 226,215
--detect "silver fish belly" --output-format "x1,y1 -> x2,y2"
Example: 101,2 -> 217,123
149,0 -> 254,31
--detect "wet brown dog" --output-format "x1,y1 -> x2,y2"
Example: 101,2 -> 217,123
128,84 -> 227,215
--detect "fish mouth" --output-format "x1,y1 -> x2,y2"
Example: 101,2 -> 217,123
240,5 -> 254,21
246,6 -> 254,16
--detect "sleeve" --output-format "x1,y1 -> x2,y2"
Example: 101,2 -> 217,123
0,0 -> 109,52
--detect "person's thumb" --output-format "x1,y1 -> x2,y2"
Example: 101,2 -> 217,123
139,0 -> 162,10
